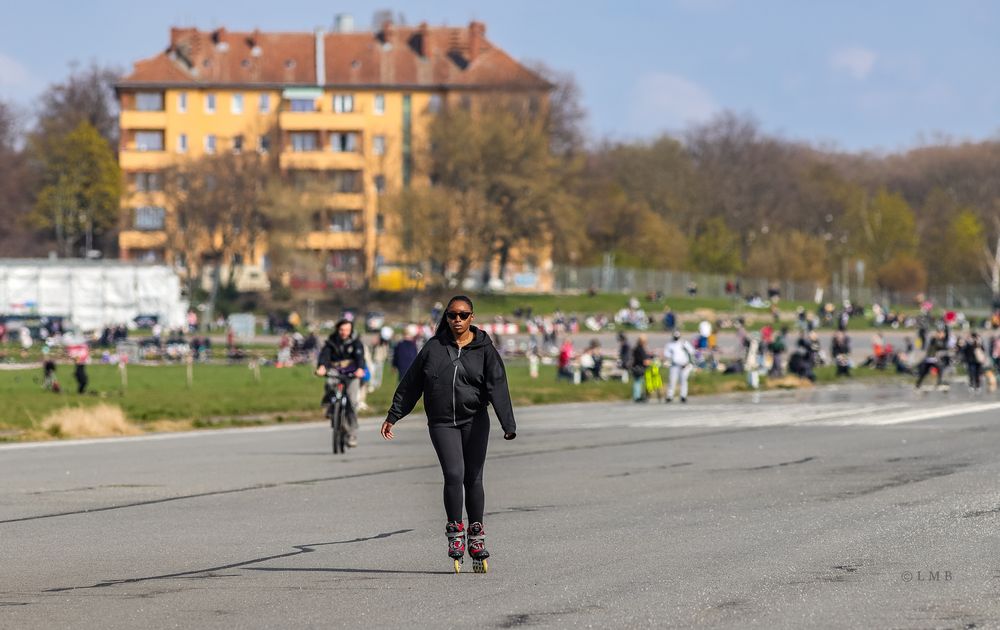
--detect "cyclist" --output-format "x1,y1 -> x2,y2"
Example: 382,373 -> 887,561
315,319 -> 366,447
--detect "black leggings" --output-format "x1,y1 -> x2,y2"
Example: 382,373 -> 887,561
428,414 -> 490,523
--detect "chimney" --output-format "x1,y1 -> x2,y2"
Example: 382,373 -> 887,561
468,21 -> 485,63
418,22 -> 432,58
381,20 -> 394,45
334,13 -> 354,33
315,28 -> 326,86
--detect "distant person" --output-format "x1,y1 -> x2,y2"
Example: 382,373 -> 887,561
631,335 -> 650,402
42,348 -> 60,393
961,332 -> 987,392
392,324 -> 420,381
664,331 -> 695,403
831,331 -> 851,377
558,338 -> 575,381
68,342 -> 90,394
915,329 -> 948,389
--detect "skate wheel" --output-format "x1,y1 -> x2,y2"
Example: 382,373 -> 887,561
454,559 -> 462,574
473,559 -> 488,574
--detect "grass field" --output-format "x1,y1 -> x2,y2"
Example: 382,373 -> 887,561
0,359 -> 902,441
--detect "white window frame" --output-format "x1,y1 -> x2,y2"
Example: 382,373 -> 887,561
135,131 -> 164,152
177,133 -> 188,154
231,93 -> 244,114
177,92 -> 187,113
259,93 -> 270,114
333,94 -> 355,114
135,92 -> 164,112
205,134 -> 217,154
373,135 -> 386,156
205,93 -> 216,114
374,93 -> 385,115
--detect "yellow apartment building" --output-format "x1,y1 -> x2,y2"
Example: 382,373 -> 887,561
115,19 -> 552,291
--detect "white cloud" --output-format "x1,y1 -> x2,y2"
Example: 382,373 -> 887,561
830,46 -> 877,80
0,53 -> 31,89
630,72 -> 718,131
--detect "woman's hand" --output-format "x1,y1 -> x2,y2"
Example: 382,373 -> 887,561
504,432 -> 516,440
381,420 -> 395,440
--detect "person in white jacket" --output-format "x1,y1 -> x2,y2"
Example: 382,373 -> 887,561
664,331 -> 696,402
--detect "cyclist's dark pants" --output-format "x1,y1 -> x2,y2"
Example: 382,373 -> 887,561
428,412 -> 490,524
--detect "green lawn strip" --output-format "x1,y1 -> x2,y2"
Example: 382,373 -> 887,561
0,359 -> 908,440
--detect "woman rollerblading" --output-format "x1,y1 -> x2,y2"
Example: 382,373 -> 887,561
382,296 -> 517,574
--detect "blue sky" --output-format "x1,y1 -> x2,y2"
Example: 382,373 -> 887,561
1,0 -> 997,152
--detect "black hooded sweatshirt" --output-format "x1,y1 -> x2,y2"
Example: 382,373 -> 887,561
387,326 -> 516,433
317,332 -> 366,371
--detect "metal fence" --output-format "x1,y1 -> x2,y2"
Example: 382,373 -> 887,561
551,265 -> 998,312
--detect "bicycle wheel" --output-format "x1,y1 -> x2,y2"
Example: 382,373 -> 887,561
331,402 -> 343,454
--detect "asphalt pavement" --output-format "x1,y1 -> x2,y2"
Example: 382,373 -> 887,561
3,381 -> 1000,628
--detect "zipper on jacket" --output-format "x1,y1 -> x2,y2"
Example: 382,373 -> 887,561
452,346 -> 462,425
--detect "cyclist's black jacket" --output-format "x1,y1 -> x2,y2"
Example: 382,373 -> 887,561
317,333 -> 366,371
387,327 -> 516,433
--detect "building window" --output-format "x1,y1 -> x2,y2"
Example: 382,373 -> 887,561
330,132 -> 359,153
231,93 -> 244,114
233,134 -> 244,153
136,92 -> 164,111
177,92 -> 187,113
205,93 -> 216,113
373,93 -> 385,115
372,135 -> 386,156
134,206 -> 166,231
333,170 -> 361,193
259,93 -> 270,113
133,172 -> 163,192
376,213 -> 385,233
258,134 -> 270,153
328,211 -> 358,232
177,133 -> 188,154
374,174 -> 386,194
290,132 -> 318,152
135,131 -> 164,151
205,134 -> 217,154
333,94 -> 354,113
289,98 -> 316,112
428,94 -> 443,114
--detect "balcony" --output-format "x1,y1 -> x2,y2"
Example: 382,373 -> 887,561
120,110 -> 167,129
119,150 -> 175,170
279,151 -> 365,171
279,111 -> 367,131
119,229 -> 167,250
303,231 -> 365,251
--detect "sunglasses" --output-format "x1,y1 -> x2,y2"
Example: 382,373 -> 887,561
446,311 -> 473,321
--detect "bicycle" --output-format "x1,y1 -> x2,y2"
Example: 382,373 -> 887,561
317,359 -> 362,454
323,370 -> 358,454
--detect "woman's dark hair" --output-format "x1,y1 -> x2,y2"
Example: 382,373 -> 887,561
434,295 -> 474,339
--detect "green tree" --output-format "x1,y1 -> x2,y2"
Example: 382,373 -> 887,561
876,253 -> 927,294
745,230 -> 828,282
688,218 -> 742,274
845,188 -> 917,269
937,209 -> 986,286
31,121 -> 121,257
396,97 -> 580,287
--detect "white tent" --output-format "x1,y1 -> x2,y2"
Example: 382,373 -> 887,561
0,259 -> 188,330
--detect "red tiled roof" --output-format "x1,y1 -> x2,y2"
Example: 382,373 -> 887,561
118,22 -> 551,91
